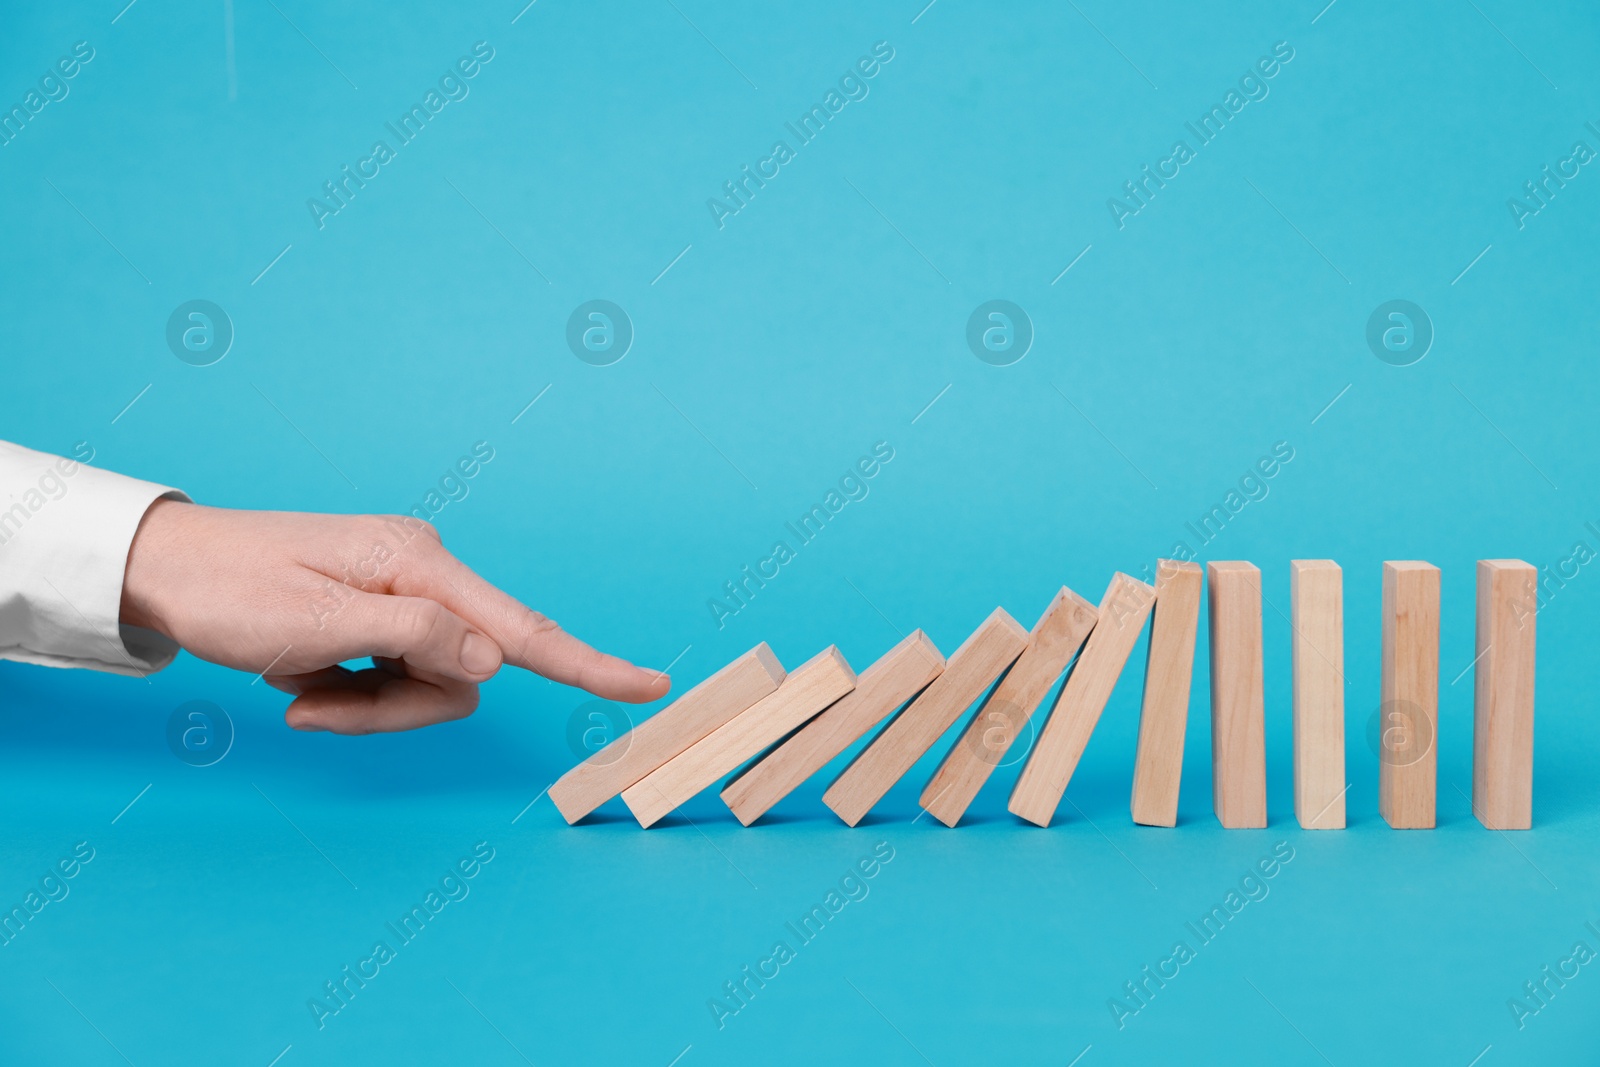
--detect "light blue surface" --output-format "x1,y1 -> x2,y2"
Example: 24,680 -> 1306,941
2,1 -> 1598,1063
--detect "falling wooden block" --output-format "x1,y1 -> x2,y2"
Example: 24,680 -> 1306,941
1291,560 -> 1345,830
1130,561 -> 1202,827
1009,573 -> 1156,827
622,647 -> 857,828
823,608 -> 1029,826
1380,561 -> 1440,829
720,631 -> 945,826
1208,561 -> 1267,829
1473,559 -> 1536,830
547,643 -> 786,823
920,587 -> 1098,827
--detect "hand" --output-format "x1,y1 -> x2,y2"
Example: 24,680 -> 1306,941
119,501 -> 670,734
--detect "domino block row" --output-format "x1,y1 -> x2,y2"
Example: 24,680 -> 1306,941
548,560 -> 1537,830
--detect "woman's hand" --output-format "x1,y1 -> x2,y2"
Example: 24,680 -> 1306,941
119,500 -> 670,734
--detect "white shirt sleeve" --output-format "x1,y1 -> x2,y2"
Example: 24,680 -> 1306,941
0,440 -> 191,676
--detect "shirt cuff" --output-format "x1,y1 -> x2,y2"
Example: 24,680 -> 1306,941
0,443 -> 191,676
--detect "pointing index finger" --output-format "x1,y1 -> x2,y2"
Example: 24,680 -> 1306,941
404,550 -> 671,704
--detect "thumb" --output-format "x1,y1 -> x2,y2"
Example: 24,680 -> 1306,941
323,591 -> 504,684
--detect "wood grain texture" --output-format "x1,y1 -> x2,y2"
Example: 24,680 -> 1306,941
1009,573 -> 1156,827
920,587 -> 1098,827
1130,561 -> 1202,827
823,608 -> 1029,827
720,631 -> 945,826
547,643 -> 786,824
1208,561 -> 1267,829
622,647 -> 856,828
1291,560 -> 1345,830
1473,559 -> 1536,830
1380,561 -> 1439,830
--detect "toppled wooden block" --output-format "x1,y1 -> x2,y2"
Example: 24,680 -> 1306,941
547,643 -> 785,823
921,587 -> 1097,827
1130,561 -> 1202,827
623,647 -> 857,828
1473,559 -> 1536,830
823,608 -> 1029,826
1208,562 -> 1266,829
721,631 -> 945,826
1009,573 -> 1156,827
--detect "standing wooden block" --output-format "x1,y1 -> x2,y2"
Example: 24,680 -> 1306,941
622,648 -> 856,828
1380,561 -> 1440,829
920,587 -> 1099,827
823,608 -> 1029,827
1009,573 -> 1156,827
1130,561 -> 1202,827
720,631 -> 945,826
1473,559 -> 1536,830
1208,562 -> 1267,829
1291,560 -> 1345,830
547,643 -> 786,823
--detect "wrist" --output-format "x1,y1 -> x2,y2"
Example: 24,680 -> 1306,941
120,497 -> 186,637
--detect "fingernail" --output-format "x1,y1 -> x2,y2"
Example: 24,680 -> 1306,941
460,633 -> 501,676
290,718 -> 324,732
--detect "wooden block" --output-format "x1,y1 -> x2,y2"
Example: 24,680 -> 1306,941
823,608 -> 1029,826
1130,561 -> 1202,827
720,631 -> 945,826
920,587 -> 1098,827
547,643 -> 785,823
1291,560 -> 1345,830
1208,561 -> 1267,829
1009,573 -> 1156,827
622,647 -> 857,828
1380,561 -> 1440,829
1473,559 -> 1536,830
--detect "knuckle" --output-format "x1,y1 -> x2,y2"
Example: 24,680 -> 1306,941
374,514 -> 441,544
525,610 -> 563,638
410,518 -> 443,544
396,598 -> 449,651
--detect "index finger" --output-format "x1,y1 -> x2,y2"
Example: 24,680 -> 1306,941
394,545 -> 671,704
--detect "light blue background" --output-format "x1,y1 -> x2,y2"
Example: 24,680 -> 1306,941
2,1 -> 1598,1063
